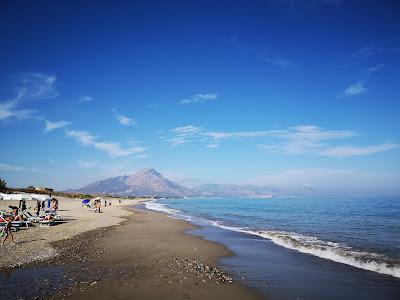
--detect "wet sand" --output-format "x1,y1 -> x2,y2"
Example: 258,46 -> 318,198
0,198 -> 263,299
58,208 -> 263,299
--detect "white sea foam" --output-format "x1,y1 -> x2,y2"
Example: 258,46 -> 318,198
145,200 -> 400,278
145,201 -> 182,215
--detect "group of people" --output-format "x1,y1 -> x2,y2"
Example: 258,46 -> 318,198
1,205 -> 22,245
93,198 -> 102,213
1,195 -> 59,246
35,197 -> 58,216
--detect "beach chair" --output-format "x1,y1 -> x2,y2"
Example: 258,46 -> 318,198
23,211 -> 42,223
39,219 -> 56,227
44,211 -> 62,221
0,216 -> 32,230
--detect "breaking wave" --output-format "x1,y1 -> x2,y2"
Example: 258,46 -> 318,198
145,200 -> 400,278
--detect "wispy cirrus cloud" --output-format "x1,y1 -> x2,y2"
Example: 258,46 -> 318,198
44,120 -> 71,132
319,143 -> 400,158
265,56 -> 294,69
146,104 -> 160,109
206,144 -> 219,148
257,125 -> 356,154
15,72 -> 59,101
0,72 -> 59,122
162,124 -> 398,158
337,64 -> 383,98
165,125 -> 204,146
338,81 -> 367,98
352,41 -> 400,58
78,160 -> 98,168
0,162 -> 43,173
65,129 -> 145,157
79,95 -> 94,102
112,109 -> 137,126
0,101 -> 36,121
116,114 -> 137,126
178,93 -> 218,105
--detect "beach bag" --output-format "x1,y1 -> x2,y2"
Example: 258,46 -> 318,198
0,229 -> 5,237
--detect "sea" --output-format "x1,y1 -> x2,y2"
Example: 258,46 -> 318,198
146,196 -> 400,300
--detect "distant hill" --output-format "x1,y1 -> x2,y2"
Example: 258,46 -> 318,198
75,168 -> 319,198
192,183 -> 317,198
75,168 -> 193,197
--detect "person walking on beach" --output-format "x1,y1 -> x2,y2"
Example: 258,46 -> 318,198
1,217 -> 15,245
21,200 -> 27,212
96,200 -> 101,213
41,200 -> 45,211
36,200 -> 41,216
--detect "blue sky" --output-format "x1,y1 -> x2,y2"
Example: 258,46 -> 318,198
0,0 -> 399,194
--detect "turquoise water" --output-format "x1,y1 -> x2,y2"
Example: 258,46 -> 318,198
146,196 -> 400,278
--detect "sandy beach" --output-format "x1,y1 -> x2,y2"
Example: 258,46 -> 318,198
0,197 -> 263,299
0,196 -> 141,269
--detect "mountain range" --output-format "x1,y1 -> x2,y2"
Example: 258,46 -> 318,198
75,168 -> 318,198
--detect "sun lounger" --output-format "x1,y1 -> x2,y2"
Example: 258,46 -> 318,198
39,219 -> 56,227
0,215 -> 32,229
44,211 -> 62,220
23,211 -> 42,223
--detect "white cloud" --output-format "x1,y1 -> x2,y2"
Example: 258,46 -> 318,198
172,125 -> 203,136
65,129 -> 146,157
0,101 -> 36,121
165,124 -> 356,149
338,81 -> 367,98
116,114 -> 137,126
265,56 -> 294,69
0,72 -> 59,122
16,72 -> 59,101
320,143 -> 400,158
206,144 -> 219,148
165,125 -> 204,146
0,162 -> 42,173
352,41 -> 400,58
44,120 -> 71,132
179,93 -> 218,105
163,124 -> 398,158
112,108 -> 137,126
337,65 -> 383,99
257,125 -> 356,155
79,95 -> 94,102
78,160 -> 97,168
367,64 -> 384,74
66,130 -> 97,145
206,130 -> 273,140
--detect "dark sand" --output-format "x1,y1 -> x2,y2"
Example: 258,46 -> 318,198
43,208 -> 263,299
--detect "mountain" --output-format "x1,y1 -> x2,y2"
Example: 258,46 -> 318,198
76,168 -> 193,197
75,168 -> 319,198
193,183 -> 318,198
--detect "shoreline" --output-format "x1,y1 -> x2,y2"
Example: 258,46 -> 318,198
0,197 -> 263,299
149,199 -> 400,300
